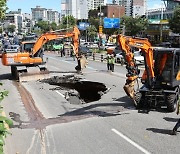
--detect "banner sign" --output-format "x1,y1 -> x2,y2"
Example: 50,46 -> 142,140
78,22 -> 90,30
103,18 -> 120,28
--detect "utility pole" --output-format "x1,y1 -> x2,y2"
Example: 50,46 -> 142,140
160,1 -> 164,43
98,3 -> 103,47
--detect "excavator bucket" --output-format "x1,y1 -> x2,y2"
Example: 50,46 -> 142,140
19,70 -> 49,82
11,65 -> 50,82
80,55 -> 88,69
123,80 -> 135,99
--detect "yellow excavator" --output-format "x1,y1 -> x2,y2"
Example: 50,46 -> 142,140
0,26 -> 87,81
117,35 -> 180,112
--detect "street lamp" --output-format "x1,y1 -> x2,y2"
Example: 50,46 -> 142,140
98,4 -> 104,47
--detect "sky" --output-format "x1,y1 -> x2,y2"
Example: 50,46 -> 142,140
7,0 -> 163,14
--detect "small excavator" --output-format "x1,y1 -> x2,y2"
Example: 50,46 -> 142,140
117,35 -> 180,112
0,26 -> 87,81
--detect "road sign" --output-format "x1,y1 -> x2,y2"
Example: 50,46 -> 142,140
78,22 -> 90,30
103,18 -> 120,29
99,25 -> 103,34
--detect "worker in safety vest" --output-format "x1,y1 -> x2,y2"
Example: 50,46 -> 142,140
109,54 -> 115,72
106,54 -> 111,71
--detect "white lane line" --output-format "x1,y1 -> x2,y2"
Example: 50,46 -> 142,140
26,130 -> 39,154
56,90 -> 65,98
45,56 -> 97,70
111,128 -> 151,154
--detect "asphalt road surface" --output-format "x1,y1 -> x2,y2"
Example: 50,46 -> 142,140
0,52 -> 179,154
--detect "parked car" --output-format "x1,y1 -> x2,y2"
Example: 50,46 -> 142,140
156,42 -> 171,48
4,45 -> 20,53
115,52 -> 124,65
115,48 -> 144,65
104,43 -> 116,50
134,51 -> 144,64
79,46 -> 92,56
89,43 -> 98,49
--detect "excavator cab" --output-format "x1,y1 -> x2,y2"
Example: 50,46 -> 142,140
136,48 -> 180,112
153,48 -> 180,88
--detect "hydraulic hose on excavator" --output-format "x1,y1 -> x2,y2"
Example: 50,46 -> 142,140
117,35 -> 154,100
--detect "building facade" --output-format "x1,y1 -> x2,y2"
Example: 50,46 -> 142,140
146,0 -> 180,46
47,9 -> 59,24
4,9 -> 23,33
31,6 -> 48,21
31,6 -> 60,24
114,0 -> 146,16
61,0 -> 108,19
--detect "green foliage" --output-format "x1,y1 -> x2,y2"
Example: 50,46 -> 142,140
60,15 -> 76,29
0,83 -> 13,154
121,15 -> 149,36
50,22 -> 57,31
87,25 -> 97,41
0,0 -> 7,19
35,21 -> 50,33
0,90 -> 8,102
6,25 -> 16,33
169,6 -> 180,34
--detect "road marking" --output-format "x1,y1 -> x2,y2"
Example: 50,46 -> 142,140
111,128 -> 151,154
26,130 -> 39,154
45,56 -> 97,70
56,90 -> 65,98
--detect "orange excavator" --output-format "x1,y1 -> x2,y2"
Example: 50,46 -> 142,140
0,26 -> 87,81
117,35 -> 180,112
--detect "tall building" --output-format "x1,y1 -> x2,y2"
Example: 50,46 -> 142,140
31,6 -> 59,24
133,0 -> 146,17
116,0 -> 146,17
31,6 -> 47,21
4,9 -> 23,33
47,9 -> 59,24
61,0 -> 108,19
88,0 -> 108,10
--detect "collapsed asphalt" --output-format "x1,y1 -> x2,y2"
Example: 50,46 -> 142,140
40,75 -> 108,103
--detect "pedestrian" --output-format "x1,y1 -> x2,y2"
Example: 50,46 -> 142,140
110,54 -> 115,72
171,98 -> 180,135
106,54 -> 111,71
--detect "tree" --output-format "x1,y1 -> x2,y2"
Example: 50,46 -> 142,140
50,22 -> 57,31
35,21 -> 50,32
169,6 -> 180,34
0,0 -> 7,19
6,25 -> 16,33
60,15 -> 76,29
87,25 -> 97,41
121,15 -> 149,36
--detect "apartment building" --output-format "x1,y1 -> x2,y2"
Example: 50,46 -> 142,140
31,6 -> 59,24
31,6 -> 48,21
4,9 -> 23,33
61,0 -> 108,19
114,0 -> 146,17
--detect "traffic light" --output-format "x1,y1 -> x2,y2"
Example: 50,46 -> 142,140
99,25 -> 103,34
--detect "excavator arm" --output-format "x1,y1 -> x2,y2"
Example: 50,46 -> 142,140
31,26 -> 86,71
117,35 -> 155,99
32,26 -> 80,56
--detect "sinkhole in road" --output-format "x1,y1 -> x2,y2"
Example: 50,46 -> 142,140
40,75 -> 108,103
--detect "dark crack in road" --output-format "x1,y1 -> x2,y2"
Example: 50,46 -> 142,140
40,75 -> 108,103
